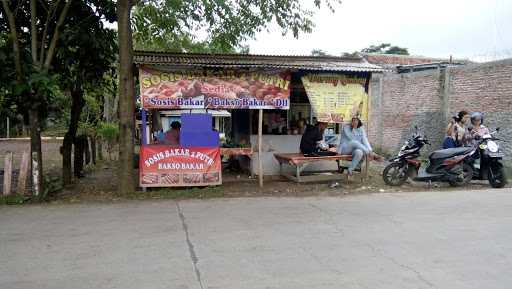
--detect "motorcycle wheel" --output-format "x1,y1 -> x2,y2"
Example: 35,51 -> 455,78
383,162 -> 408,186
488,164 -> 507,188
449,163 -> 473,187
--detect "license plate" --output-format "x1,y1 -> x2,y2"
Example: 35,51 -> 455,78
489,153 -> 504,158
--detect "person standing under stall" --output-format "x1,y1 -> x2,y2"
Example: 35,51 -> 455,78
443,110 -> 470,149
338,116 -> 381,176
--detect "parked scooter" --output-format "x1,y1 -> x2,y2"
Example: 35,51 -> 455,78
383,127 -> 473,187
465,128 -> 507,188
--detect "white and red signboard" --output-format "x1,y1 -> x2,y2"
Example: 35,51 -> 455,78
139,66 -> 291,110
139,145 -> 222,187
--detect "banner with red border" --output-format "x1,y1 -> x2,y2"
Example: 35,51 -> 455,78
139,66 -> 290,110
140,145 -> 221,187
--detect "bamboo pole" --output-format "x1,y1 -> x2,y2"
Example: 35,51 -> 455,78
258,109 -> 263,187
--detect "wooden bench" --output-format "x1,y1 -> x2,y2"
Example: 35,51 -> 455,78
274,153 -> 369,183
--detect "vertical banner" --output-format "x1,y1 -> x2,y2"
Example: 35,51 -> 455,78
139,66 -> 291,110
140,146 -> 222,187
301,74 -> 368,123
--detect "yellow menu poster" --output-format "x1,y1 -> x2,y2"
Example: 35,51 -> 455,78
301,74 -> 368,123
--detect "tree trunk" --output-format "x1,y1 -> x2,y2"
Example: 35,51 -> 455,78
117,0 -> 136,193
90,137 -> 97,165
84,136 -> 91,165
103,94 -> 110,122
29,108 -> 43,197
62,136 -> 73,185
74,135 -> 86,178
98,139 -> 104,161
62,87 -> 84,185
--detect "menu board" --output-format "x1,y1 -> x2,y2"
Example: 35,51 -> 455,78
301,74 -> 368,123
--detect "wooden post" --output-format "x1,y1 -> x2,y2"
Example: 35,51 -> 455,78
141,108 -> 147,145
258,109 -> 263,187
32,152 -> 40,196
17,151 -> 29,195
3,152 -> 13,195
365,81 -> 370,181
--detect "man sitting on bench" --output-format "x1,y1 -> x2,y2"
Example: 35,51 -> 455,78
300,122 -> 337,157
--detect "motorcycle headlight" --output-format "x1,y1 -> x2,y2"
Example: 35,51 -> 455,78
487,141 -> 498,153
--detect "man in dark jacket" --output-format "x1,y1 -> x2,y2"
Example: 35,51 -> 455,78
300,122 -> 335,157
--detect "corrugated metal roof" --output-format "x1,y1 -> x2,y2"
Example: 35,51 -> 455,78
134,51 -> 384,72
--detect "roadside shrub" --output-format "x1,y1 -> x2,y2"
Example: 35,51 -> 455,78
97,122 -> 119,160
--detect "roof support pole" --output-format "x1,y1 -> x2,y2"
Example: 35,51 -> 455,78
141,108 -> 147,145
258,109 -> 263,187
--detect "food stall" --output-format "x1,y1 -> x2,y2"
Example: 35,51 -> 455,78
134,51 -> 383,188
136,61 -> 291,188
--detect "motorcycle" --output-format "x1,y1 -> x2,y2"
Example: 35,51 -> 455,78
383,128 -> 473,187
465,128 -> 507,188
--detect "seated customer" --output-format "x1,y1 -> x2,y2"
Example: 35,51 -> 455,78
300,122 -> 336,157
338,116 -> 381,175
468,112 -> 489,143
163,121 -> 181,146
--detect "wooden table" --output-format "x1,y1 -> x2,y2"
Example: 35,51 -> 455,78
220,147 -> 253,156
274,153 -> 369,183
221,147 -> 254,177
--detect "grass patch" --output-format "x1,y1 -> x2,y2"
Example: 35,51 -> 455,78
0,194 -> 31,205
124,186 -> 224,200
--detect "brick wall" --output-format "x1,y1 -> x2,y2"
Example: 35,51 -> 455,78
369,69 -> 445,153
449,59 -> 512,164
369,58 -> 512,166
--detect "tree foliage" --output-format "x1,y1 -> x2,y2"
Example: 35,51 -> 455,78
1,0 -> 118,191
361,43 -> 409,55
132,0 -> 341,52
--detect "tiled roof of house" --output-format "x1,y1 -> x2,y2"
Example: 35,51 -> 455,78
362,53 -> 470,68
134,51 -> 384,72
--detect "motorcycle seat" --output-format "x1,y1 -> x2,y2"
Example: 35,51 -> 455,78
429,147 -> 473,160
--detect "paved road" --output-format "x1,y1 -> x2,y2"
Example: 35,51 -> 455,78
2,188 -> 512,289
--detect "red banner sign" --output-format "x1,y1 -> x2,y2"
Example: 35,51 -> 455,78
139,145 -> 222,187
139,66 -> 290,110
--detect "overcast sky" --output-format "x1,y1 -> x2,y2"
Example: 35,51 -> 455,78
246,0 -> 512,62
